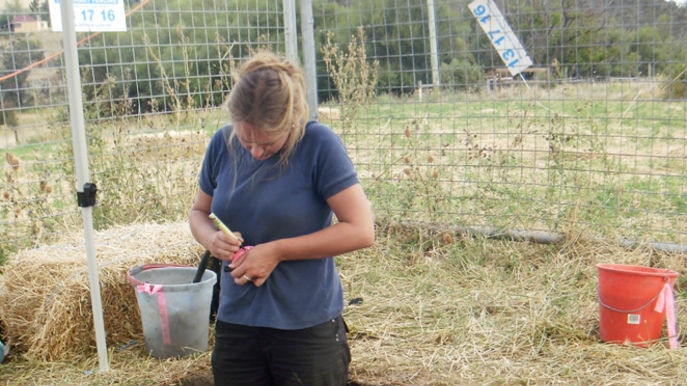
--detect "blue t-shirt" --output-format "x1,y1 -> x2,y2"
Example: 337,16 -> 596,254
198,121 -> 359,329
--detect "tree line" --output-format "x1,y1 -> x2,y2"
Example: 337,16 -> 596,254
1,0 -> 686,121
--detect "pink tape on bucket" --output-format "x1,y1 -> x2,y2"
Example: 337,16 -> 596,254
136,283 -> 172,345
654,283 -> 678,349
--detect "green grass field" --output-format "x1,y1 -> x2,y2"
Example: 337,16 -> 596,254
3,81 -> 685,259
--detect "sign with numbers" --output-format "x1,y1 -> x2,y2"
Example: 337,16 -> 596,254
468,0 -> 532,76
49,0 -> 127,32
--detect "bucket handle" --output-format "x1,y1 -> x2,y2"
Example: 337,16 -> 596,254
598,286 -> 664,314
127,263 -> 188,286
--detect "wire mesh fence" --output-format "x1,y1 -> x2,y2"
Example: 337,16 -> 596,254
1,0 -> 686,259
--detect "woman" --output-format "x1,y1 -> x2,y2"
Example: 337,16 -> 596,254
189,50 -> 375,385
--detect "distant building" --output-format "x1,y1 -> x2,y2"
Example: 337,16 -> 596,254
10,15 -> 49,33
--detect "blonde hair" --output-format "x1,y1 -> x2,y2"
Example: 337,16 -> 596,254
224,50 -> 310,166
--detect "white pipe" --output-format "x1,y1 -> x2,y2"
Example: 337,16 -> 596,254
59,0 -> 110,372
395,220 -> 687,254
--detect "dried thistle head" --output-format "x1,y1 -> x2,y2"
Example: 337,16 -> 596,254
5,152 -> 20,171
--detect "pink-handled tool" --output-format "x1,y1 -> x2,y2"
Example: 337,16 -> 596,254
208,213 -> 253,272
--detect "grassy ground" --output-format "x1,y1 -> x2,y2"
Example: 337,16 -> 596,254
0,219 -> 685,385
3,81 -> 686,263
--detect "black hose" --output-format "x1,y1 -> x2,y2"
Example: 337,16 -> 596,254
193,250 -> 212,283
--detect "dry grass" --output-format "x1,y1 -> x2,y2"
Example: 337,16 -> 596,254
0,220 -> 686,385
342,222 -> 687,385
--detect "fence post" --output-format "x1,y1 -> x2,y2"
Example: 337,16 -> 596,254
299,0 -> 318,120
427,0 -> 440,87
283,0 -> 298,61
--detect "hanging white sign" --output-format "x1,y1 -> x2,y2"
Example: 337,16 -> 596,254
49,0 -> 127,32
468,0 -> 532,76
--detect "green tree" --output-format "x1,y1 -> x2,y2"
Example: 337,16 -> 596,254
79,0 -> 282,117
0,38 -> 45,127
29,0 -> 39,13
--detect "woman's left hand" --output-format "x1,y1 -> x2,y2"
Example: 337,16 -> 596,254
229,242 -> 280,287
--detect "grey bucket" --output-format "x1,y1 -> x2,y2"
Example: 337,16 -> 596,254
127,264 -> 217,359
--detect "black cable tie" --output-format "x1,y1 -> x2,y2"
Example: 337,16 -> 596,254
77,182 -> 97,208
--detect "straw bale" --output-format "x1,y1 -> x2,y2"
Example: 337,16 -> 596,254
0,221 -> 205,361
317,106 -> 341,121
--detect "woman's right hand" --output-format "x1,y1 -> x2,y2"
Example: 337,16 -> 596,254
209,229 -> 244,262
189,188 -> 244,262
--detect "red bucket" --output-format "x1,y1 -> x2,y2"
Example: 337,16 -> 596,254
597,263 -> 678,347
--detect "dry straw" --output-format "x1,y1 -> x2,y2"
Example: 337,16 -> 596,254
340,221 -> 687,385
0,222 -> 204,361
0,220 -> 686,385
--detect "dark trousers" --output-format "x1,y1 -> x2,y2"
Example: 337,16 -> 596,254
212,316 -> 350,386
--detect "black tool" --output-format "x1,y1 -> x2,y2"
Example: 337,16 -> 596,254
193,250 -> 212,283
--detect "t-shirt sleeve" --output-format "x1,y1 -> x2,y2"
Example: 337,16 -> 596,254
309,123 -> 359,200
198,128 -> 229,196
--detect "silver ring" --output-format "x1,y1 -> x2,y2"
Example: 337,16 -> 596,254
243,274 -> 252,282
